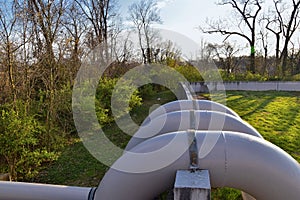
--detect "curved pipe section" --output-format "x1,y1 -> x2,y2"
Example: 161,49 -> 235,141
0,181 -> 92,200
96,131 -> 300,200
125,110 -> 261,150
142,100 -> 240,126
196,131 -> 300,200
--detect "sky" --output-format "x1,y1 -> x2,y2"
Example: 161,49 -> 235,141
119,0 -> 299,56
119,0 -> 239,49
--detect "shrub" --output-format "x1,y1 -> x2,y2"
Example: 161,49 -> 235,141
244,71 -> 266,81
174,65 -> 203,82
139,84 -> 156,98
0,103 -> 57,181
96,78 -> 142,125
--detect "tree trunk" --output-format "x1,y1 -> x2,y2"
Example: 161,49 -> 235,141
250,46 -> 255,73
7,43 -> 17,103
281,46 -> 288,76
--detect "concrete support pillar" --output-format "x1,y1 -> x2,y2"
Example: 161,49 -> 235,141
174,169 -> 211,200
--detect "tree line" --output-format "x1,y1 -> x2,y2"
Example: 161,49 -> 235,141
202,0 -> 300,77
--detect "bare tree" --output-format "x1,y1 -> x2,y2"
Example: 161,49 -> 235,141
0,0 -> 28,103
58,1 -> 88,85
14,0 -> 37,104
257,16 -> 270,75
265,0 -> 282,68
0,1 -> 17,102
111,31 -> 134,63
202,0 -> 262,73
289,40 -> 300,74
156,40 -> 181,64
205,42 -> 240,75
75,0 -> 118,49
265,0 -> 300,76
279,0 -> 300,75
129,0 -> 162,64
63,2 -> 86,61
26,0 -> 65,150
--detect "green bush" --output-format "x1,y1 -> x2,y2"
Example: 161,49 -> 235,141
174,65 -> 203,82
291,73 -> 300,81
95,78 -> 142,125
139,84 -> 156,98
220,71 -> 268,81
53,84 -> 75,135
244,71 -> 267,81
0,103 -> 57,181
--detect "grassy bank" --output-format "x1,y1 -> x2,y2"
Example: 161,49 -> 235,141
36,90 -> 300,199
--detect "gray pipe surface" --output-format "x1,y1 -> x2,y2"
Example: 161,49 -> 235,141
133,100 -> 258,200
142,100 -> 240,126
196,131 -> 300,200
95,131 -> 300,200
125,110 -> 261,151
0,181 -> 92,200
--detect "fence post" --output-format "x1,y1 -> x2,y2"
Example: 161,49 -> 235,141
173,169 -> 211,200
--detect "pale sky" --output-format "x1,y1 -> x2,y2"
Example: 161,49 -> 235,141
120,0 -> 300,57
119,0 -> 300,57
120,0 -> 239,49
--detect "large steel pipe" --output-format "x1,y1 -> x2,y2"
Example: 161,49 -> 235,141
96,131 -> 300,200
0,181 -> 92,200
196,131 -> 300,200
125,110 -> 261,151
142,100 -> 240,126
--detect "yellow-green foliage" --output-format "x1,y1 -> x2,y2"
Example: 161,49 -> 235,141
95,78 -> 142,125
0,103 -> 57,181
174,65 -> 203,82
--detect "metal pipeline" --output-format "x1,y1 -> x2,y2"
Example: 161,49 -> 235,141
142,100 -> 240,125
126,110 -> 261,151
1,98 -> 299,200
130,100 -> 260,200
0,181 -> 92,200
95,131 -> 300,200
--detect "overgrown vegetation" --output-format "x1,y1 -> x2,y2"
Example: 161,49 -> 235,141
0,77 -> 142,181
35,90 -> 177,186
0,102 -> 58,181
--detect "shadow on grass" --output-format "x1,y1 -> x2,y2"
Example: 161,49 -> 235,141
226,91 -> 300,164
240,95 -> 276,118
226,91 -> 276,118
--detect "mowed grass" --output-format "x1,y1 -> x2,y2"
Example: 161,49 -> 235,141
225,91 -> 300,162
36,90 -> 300,199
208,90 -> 300,199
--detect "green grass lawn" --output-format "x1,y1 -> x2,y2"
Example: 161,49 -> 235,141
36,90 -> 300,199
208,91 -> 300,199
225,91 -> 300,162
